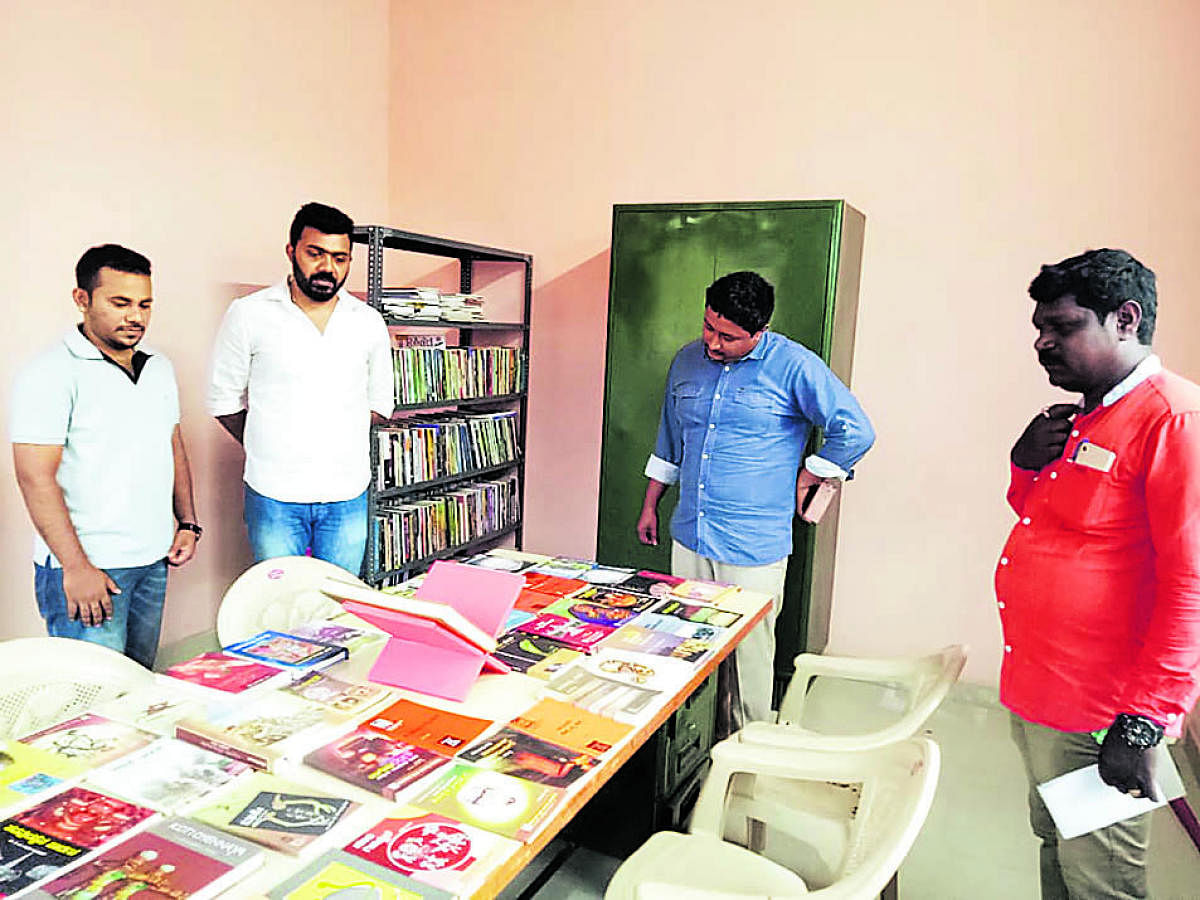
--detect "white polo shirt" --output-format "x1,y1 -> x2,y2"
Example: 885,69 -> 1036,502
207,280 -> 394,503
9,327 -> 179,568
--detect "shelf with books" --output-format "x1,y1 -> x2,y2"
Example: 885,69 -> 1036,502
354,223 -> 531,587
371,522 -> 522,584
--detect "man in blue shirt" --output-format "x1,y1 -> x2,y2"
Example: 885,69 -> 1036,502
637,271 -> 874,734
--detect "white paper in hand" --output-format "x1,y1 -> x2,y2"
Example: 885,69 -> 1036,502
1036,744 -> 1185,840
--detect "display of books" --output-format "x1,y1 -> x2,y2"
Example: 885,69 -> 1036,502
362,699 -> 492,758
303,727 -> 448,801
410,764 -> 560,843
392,342 -> 524,406
93,678 -> 207,737
16,714 -> 156,777
286,619 -> 387,655
651,597 -> 744,629
85,738 -> 249,813
492,632 -> 580,674
175,692 -> 339,773
267,847 -> 451,899
539,595 -> 644,630
514,614 -> 613,652
544,651 -> 695,720
507,698 -> 631,757
376,411 -> 520,492
342,806 -> 515,895
24,817 -> 264,900
222,630 -> 349,672
527,557 -> 597,579
600,622 -> 716,663
1,786 -> 156,895
188,772 -> 358,855
163,652 -> 292,694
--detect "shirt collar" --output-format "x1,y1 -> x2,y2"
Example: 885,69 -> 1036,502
714,329 -> 770,365
63,324 -> 103,359
1099,354 -> 1161,407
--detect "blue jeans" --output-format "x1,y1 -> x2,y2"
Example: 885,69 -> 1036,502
243,483 -> 367,577
34,558 -> 167,669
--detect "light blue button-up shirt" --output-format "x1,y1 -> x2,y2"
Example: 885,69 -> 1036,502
646,331 -> 874,566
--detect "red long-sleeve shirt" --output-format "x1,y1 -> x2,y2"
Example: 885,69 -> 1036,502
996,365 -> 1200,737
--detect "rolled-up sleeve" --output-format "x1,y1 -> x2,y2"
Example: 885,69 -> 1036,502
645,373 -> 682,485
794,357 -> 875,477
367,315 -> 395,418
207,301 -> 250,417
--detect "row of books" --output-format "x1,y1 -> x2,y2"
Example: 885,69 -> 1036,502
380,286 -> 486,322
375,475 -> 521,572
375,410 -> 520,491
393,344 -> 524,405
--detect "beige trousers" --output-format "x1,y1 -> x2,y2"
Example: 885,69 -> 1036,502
1009,712 -> 1152,900
671,541 -> 788,737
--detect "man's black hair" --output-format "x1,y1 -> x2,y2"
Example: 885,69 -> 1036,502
75,244 -> 151,293
289,201 -> 355,246
1029,249 -> 1157,344
706,271 -> 774,334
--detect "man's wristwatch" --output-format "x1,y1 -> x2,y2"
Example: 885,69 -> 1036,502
177,522 -> 203,540
1113,713 -> 1164,749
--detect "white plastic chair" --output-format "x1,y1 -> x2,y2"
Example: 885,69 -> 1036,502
215,555 -> 364,645
0,637 -> 156,739
739,645 -> 967,752
605,736 -> 940,900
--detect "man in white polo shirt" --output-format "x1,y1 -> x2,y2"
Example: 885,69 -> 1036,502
207,202 -> 394,575
11,244 -> 201,668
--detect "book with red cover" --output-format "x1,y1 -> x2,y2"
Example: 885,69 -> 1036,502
362,699 -> 492,757
303,727 -> 448,800
163,652 -> 289,693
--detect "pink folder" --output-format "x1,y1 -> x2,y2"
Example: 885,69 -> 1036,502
344,561 -> 523,701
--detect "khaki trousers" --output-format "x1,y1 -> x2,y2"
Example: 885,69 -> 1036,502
1009,712 -> 1152,900
671,542 -> 787,739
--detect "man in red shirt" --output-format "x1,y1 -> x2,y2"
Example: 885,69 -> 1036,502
998,249 -> 1200,899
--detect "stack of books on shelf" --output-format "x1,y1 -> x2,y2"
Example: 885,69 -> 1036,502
376,410 -> 520,491
374,474 -> 521,572
379,286 -> 441,319
438,292 -> 485,322
393,336 -> 524,406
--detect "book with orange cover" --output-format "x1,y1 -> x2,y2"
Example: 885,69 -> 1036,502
508,698 -> 632,756
361,699 -> 492,757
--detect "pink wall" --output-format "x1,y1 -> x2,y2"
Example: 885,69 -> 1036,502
387,0 -> 1200,685
0,1 -> 391,647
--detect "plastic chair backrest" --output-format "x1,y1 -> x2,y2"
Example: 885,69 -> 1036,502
0,637 -> 155,739
215,555 -> 361,646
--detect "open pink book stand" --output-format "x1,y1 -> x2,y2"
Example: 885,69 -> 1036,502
343,560 -> 523,702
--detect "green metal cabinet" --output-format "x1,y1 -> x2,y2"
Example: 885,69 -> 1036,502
596,200 -> 866,692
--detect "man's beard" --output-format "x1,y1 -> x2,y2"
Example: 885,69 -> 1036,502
292,259 -> 344,302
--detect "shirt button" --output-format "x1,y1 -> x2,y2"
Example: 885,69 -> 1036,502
714,393 -> 721,400
698,483 -> 705,490
724,365 -> 730,372
1050,472 -> 1058,480
698,511 -> 705,517
998,601 -> 1006,609
702,453 -> 709,460
1004,644 -> 1012,653
1000,556 -> 1009,566
1021,517 -> 1031,525
1071,429 -> 1080,437
709,424 -> 715,429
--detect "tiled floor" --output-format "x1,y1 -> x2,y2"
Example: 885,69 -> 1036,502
503,686 -> 1200,899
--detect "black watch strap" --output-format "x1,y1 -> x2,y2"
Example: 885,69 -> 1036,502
1114,713 -> 1164,749
177,522 -> 203,539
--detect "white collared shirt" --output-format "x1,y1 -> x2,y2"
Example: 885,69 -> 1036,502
10,328 -> 179,567
207,280 -> 394,502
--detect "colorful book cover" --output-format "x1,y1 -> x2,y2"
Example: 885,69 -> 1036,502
281,671 -> 394,720
175,692 -> 336,772
651,598 -> 744,629
601,622 -> 716,663
303,727 -> 448,801
189,772 -> 357,855
579,565 -> 636,585
222,630 -> 349,669
459,727 -> 599,788
493,632 -> 579,673
512,588 -> 559,614
527,557 -> 596,579
85,738 -> 249,813
287,620 -> 387,655
519,573 -> 588,599
94,680 -> 206,737
508,698 -> 632,756
502,608 -> 537,632
545,652 -> 696,720
568,585 -> 659,613
164,652 -> 288,694
539,596 -> 642,630
25,817 -> 263,899
362,700 -> 492,757
410,764 -> 559,843
525,647 -> 583,681
671,579 -> 738,603
18,714 -> 156,774
618,570 -> 685,596
267,848 -> 449,899
342,807 -> 514,894
515,615 -> 613,651
0,786 -> 157,895
0,741 -> 77,814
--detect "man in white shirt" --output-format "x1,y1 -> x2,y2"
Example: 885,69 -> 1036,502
11,244 -> 200,668
207,202 -> 394,575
